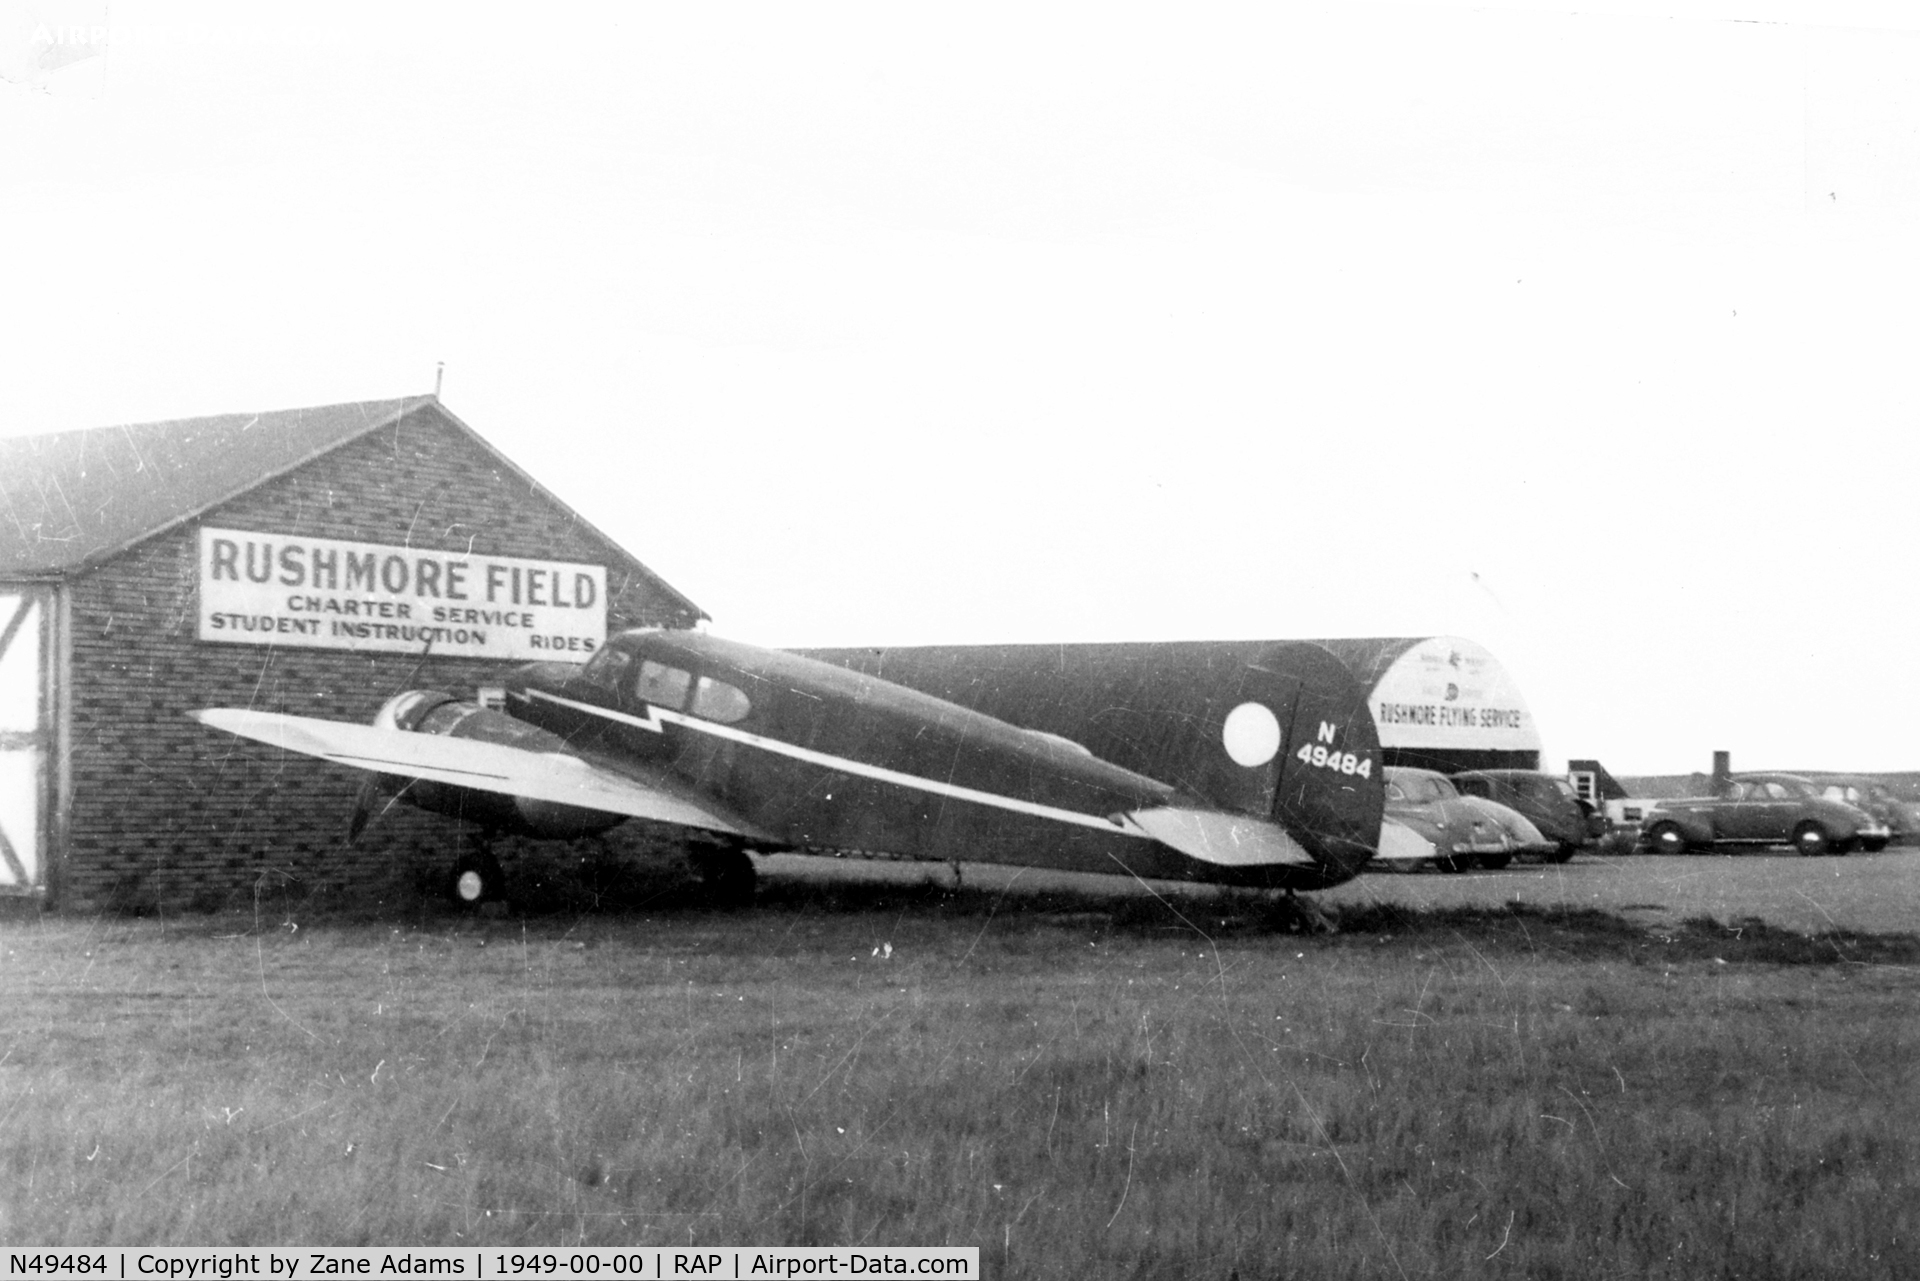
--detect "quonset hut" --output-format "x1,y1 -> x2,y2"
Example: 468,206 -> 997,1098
0,397 -> 701,910
1315,636 -> 1541,774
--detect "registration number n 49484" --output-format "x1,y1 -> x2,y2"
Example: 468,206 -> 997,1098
1296,743 -> 1372,777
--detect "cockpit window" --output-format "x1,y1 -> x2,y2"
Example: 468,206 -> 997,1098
581,647 -> 632,689
635,660 -> 692,710
690,676 -> 752,724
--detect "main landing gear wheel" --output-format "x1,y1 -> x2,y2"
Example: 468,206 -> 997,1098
1792,822 -> 1832,858
448,849 -> 505,906
690,844 -> 757,908
1646,822 -> 1689,856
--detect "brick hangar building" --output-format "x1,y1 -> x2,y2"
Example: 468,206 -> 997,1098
0,397 -> 702,910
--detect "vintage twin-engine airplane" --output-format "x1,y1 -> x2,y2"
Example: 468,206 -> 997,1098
194,629 -> 1385,904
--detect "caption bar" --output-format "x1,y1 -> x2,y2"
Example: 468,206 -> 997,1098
4,1252 -> 978,1281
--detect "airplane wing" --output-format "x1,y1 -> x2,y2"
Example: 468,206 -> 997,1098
193,708 -> 773,840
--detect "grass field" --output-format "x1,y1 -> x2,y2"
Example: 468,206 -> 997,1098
1,878 -> 1916,1279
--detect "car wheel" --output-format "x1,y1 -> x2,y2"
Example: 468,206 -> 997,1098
1792,822 -> 1832,857
1862,837 -> 1889,853
1436,853 -> 1469,873
448,850 -> 504,906
1548,843 -> 1578,864
1646,822 -> 1690,856
1479,852 -> 1513,870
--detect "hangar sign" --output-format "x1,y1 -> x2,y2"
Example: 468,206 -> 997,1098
196,528 -> 606,662
1366,636 -> 1538,752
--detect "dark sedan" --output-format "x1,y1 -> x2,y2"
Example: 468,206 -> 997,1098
1452,769 -> 1601,862
1801,775 -> 1920,846
1640,773 -> 1888,856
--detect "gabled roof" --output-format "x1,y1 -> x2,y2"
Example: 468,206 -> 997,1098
0,397 -> 705,619
1,397 -> 432,574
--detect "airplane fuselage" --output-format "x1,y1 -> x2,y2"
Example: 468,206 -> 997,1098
198,629 -> 1385,896
493,630 -> 1381,890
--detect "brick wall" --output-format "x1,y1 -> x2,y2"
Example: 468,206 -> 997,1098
56,406 -> 700,911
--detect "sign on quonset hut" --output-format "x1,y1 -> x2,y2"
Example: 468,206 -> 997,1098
0,397 -> 703,911
1317,636 -> 1541,773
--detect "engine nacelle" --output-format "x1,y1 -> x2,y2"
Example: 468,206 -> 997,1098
369,690 -> 626,840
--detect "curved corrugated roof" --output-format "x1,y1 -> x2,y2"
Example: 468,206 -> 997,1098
1312,637 -> 1428,689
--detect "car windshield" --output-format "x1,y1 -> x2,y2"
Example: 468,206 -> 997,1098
1387,770 -> 1449,803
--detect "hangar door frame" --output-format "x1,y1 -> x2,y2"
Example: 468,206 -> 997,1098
0,585 -> 57,897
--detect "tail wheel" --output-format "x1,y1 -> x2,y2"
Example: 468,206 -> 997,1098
1792,822 -> 1832,857
690,844 -> 758,907
1646,822 -> 1689,856
448,850 -> 505,906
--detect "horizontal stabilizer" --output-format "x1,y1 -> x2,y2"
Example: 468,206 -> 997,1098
193,708 -> 770,840
1374,818 -> 1439,862
1121,807 -> 1317,868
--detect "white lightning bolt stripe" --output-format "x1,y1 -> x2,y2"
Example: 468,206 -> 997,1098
522,687 -> 1148,837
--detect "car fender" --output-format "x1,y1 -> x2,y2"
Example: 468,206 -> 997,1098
1459,796 -> 1554,852
1810,800 -> 1868,835
1646,805 -> 1714,844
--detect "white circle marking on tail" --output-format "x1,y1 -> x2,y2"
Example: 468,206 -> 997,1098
1221,702 -> 1282,767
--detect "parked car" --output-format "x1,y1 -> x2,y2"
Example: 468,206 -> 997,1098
1639,772 -> 1888,856
1798,775 -> 1920,846
1452,769 -> 1602,863
1378,766 -> 1555,872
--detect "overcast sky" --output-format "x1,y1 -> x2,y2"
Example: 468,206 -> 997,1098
5,0 -> 1919,774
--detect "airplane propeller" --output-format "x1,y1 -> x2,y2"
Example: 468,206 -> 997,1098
345,640 -> 435,847
347,776 -> 378,846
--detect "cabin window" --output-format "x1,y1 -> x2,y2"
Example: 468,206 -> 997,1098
691,676 -> 752,724
635,660 -> 692,710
